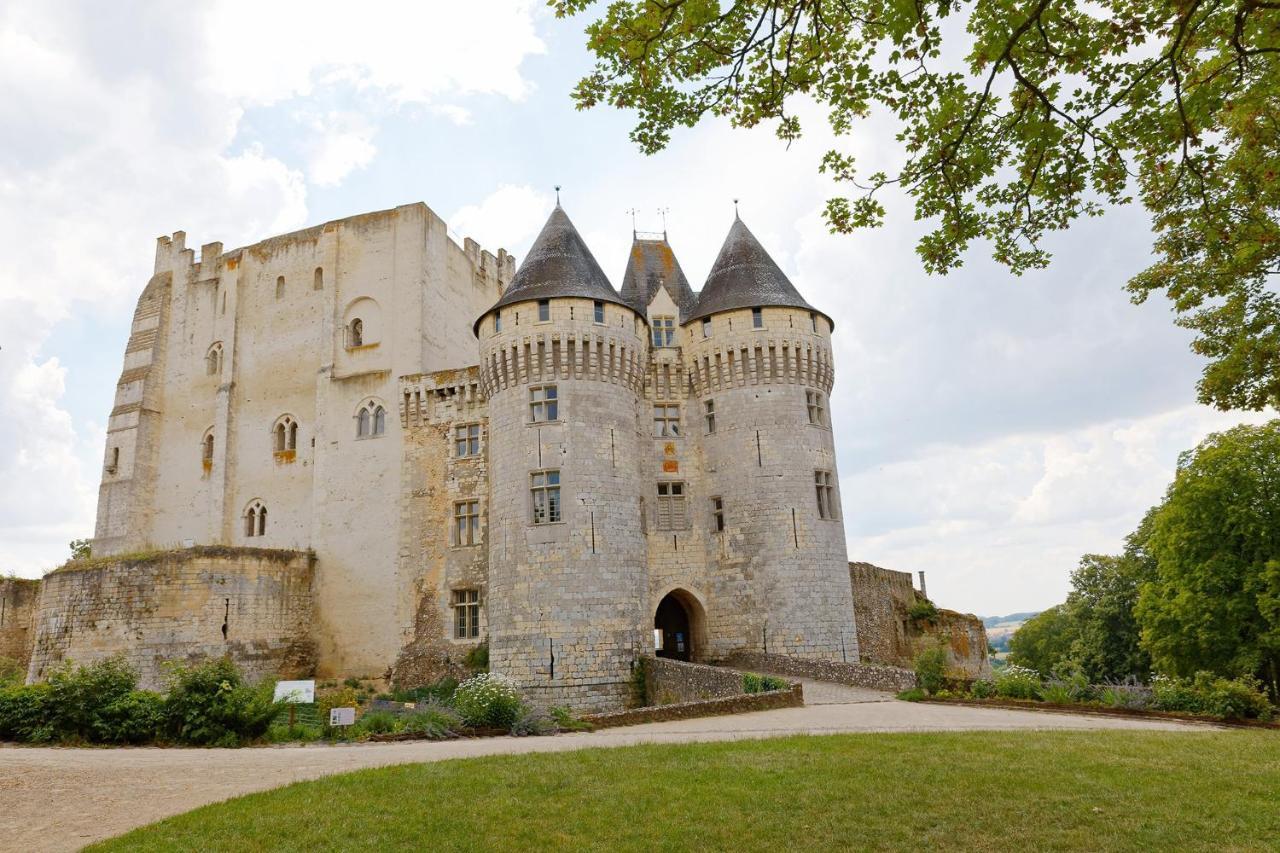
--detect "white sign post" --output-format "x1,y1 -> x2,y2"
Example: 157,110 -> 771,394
329,707 -> 356,727
273,679 -> 316,728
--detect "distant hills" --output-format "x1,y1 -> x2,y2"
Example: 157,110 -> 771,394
981,611 -> 1041,653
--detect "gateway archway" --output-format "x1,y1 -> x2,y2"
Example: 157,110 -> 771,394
653,589 -> 706,662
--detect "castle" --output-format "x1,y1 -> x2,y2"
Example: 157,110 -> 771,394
2,200 -> 987,711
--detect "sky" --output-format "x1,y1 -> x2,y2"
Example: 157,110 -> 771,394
0,0 -> 1270,616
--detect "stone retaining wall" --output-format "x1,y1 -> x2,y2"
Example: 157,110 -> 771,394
646,656 -> 750,704
588,682 -> 804,729
1,578 -> 40,670
27,547 -> 316,689
722,650 -> 917,692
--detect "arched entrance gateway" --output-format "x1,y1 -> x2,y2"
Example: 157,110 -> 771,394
653,589 -> 706,662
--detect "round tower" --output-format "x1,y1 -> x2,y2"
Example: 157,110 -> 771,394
682,217 -> 859,662
476,205 -> 651,712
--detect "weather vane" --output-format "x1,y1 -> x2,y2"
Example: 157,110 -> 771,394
554,185 -> 561,205
626,207 -> 638,236
657,207 -> 669,238
733,198 -> 740,218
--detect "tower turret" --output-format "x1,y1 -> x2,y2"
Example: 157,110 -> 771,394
682,217 -> 858,661
476,205 -> 651,711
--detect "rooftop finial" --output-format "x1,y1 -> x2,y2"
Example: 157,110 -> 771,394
554,185 -> 561,206
626,207 -> 638,237
658,207 -> 669,239
733,198 -> 740,220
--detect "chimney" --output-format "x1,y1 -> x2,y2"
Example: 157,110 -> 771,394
918,571 -> 927,599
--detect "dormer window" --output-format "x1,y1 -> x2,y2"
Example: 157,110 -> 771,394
701,317 -> 711,338
752,306 -> 763,328
494,310 -> 502,333
537,299 -> 550,322
594,300 -> 605,324
652,316 -> 675,347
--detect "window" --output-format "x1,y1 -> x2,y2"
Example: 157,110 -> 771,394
357,402 -> 386,438
806,390 -> 826,426
244,502 -> 267,537
274,416 -> 298,452
202,433 -> 214,465
594,300 -> 605,323
653,403 -> 681,437
652,316 -> 675,347
314,267 -> 324,290
531,470 -> 561,524
529,385 -> 558,422
711,496 -> 725,532
704,399 -> 716,434
454,500 -> 480,546
494,311 -> 502,332
205,343 -> 222,376
810,312 -> 818,333
815,470 -> 837,520
106,447 -> 119,474
453,589 -> 480,639
454,423 -> 481,458
656,482 -> 687,530
702,317 -> 711,338
349,318 -> 363,347
275,275 -> 285,299
751,306 -> 763,328
537,299 -> 550,322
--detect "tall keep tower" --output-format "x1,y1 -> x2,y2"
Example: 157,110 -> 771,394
683,217 -> 859,661
476,206 -> 651,711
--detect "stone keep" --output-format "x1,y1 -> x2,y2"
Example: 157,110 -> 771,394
52,199 -> 863,709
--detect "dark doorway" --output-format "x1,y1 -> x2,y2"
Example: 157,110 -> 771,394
654,592 -> 693,661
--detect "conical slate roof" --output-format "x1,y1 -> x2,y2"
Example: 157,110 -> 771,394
686,217 -> 831,328
475,206 -> 631,333
619,236 -> 698,318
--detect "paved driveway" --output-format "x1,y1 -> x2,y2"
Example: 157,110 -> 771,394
0,693 -> 1210,852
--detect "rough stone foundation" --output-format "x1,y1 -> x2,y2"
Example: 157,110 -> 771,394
27,547 -> 316,689
722,650 -> 917,692
1,577 -> 40,670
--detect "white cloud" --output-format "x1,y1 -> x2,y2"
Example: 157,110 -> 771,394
300,113 -> 378,187
450,184 -> 555,256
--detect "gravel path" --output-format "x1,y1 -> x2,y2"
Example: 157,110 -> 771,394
0,693 -> 1209,852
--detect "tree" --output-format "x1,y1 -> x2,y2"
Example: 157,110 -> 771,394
556,0 -> 1280,410
68,538 -> 91,560
1007,605 -> 1077,675
1136,420 -> 1280,699
1065,549 -> 1152,682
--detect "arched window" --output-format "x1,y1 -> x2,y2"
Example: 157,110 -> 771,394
205,343 -> 223,376
314,267 -> 324,290
276,275 -> 285,299
244,501 -> 266,537
350,318 -> 364,347
202,431 -> 214,469
356,401 -> 386,438
273,416 -> 298,453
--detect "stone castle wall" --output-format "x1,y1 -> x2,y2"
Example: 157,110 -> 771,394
849,561 -> 991,678
27,548 -> 316,689
1,578 -> 40,670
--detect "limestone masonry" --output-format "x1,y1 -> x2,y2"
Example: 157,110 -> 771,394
9,201 -> 987,709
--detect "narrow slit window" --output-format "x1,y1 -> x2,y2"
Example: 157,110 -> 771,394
314,267 -> 324,290
711,497 -> 725,532
275,276 -> 285,299
537,299 -> 551,322
594,300 -> 605,323
752,306 -> 763,328
704,399 -> 716,434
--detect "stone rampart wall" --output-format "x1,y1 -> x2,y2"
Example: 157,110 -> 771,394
26,547 -> 315,689
0,578 -> 40,670
588,681 -> 803,729
722,650 -> 917,692
645,656 -> 752,704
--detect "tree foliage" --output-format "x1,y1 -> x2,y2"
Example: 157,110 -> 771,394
557,0 -> 1280,409
1007,604 -> 1076,675
1136,419 -> 1280,697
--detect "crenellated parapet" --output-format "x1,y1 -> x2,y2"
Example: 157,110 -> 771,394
681,306 -> 835,396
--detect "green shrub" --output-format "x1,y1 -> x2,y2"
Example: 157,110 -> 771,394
550,706 -> 594,732
0,656 -> 22,687
355,711 -> 402,736
1152,672 -> 1274,720
907,599 -> 939,624
0,683 -> 53,742
452,673 -> 524,729
400,703 -> 462,739
629,658 -> 648,708
1040,682 -> 1073,704
163,658 -> 282,746
914,646 -> 948,695
464,642 -> 490,673
994,664 -> 1042,700
970,679 -> 996,699
95,690 -> 165,744
45,656 -> 139,742
509,708 -> 555,737
388,677 -> 459,705
743,673 -> 789,693
896,687 -> 927,702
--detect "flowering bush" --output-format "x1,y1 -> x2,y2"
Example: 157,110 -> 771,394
162,658 -> 282,746
994,664 -> 1042,700
969,678 -> 997,699
1151,672 -> 1274,720
452,673 -> 524,729
913,646 -> 948,695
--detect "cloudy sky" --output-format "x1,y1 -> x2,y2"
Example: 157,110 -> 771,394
0,1 -> 1268,615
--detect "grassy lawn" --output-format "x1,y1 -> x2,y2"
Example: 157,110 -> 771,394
94,730 -> 1279,852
